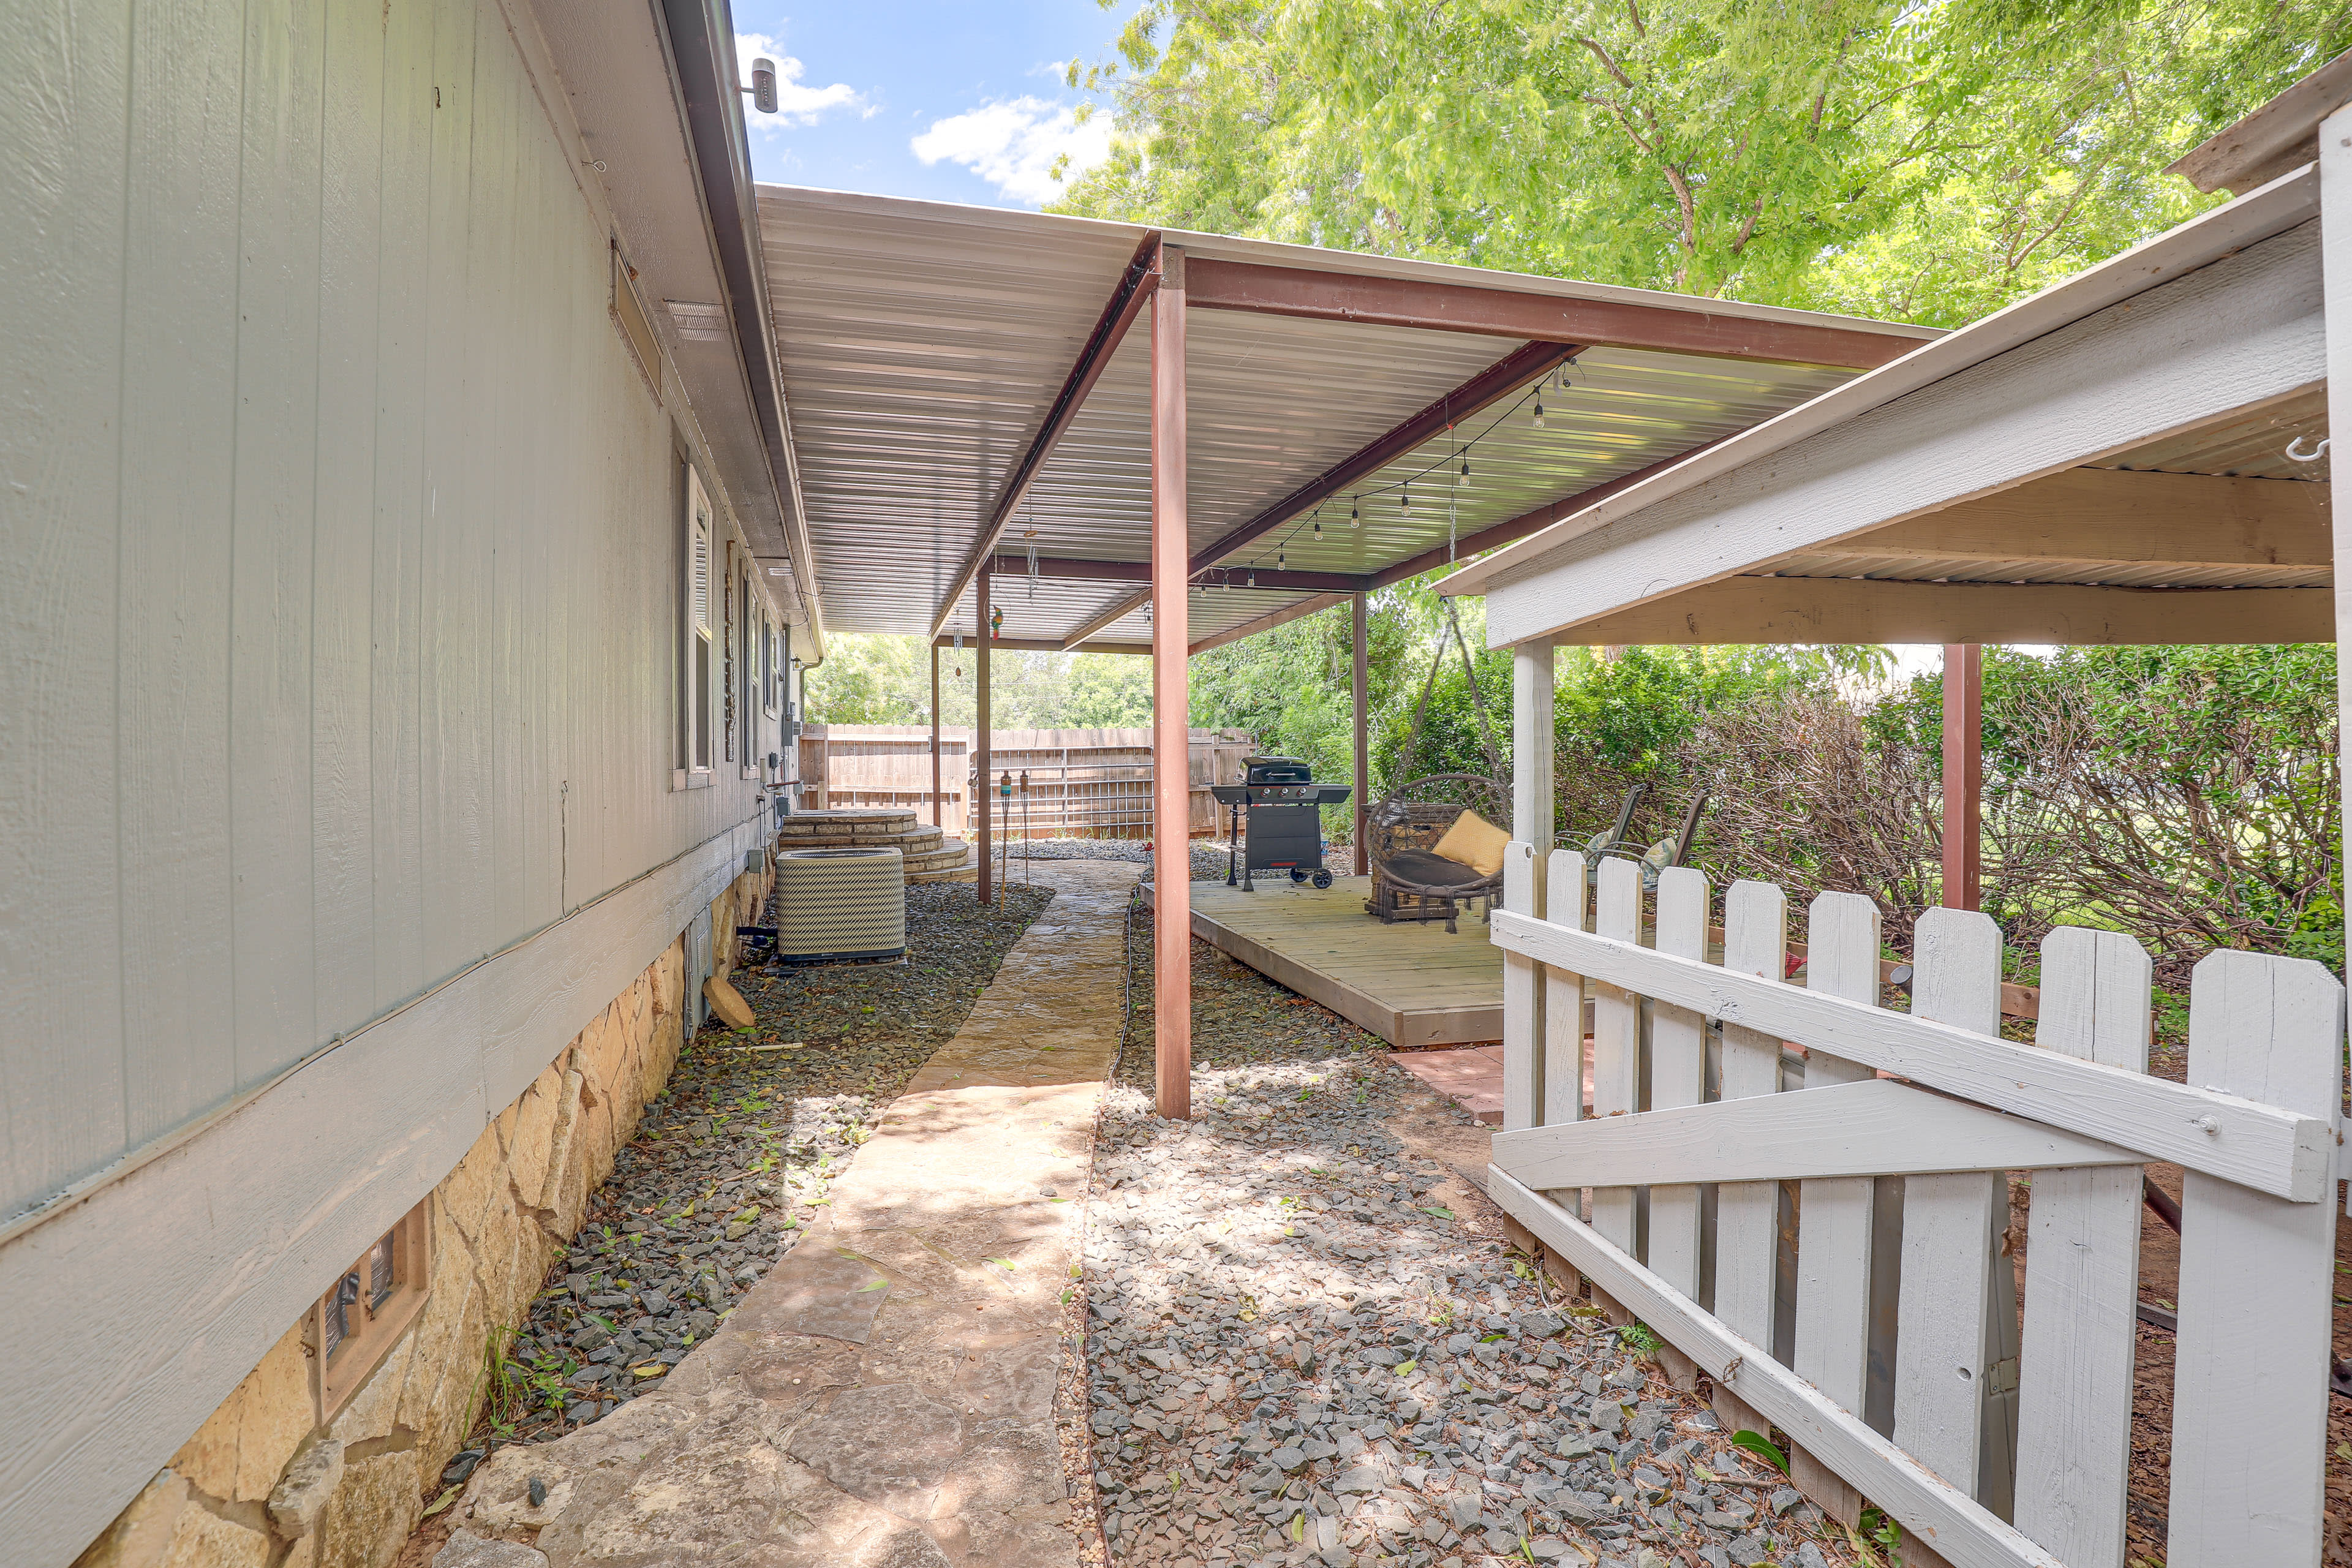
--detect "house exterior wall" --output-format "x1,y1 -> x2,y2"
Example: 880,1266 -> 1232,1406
72,858 -> 765,1568
1,0 -> 794,1561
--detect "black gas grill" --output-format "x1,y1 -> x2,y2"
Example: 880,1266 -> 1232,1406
1210,756 -> 1352,890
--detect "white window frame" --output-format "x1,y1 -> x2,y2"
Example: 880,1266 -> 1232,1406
679,467 -> 714,788
763,613 -> 780,718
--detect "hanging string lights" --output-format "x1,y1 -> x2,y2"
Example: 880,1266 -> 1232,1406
1229,375 -> 1548,582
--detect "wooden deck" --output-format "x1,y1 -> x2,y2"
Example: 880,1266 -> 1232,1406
1147,876 -> 1503,1048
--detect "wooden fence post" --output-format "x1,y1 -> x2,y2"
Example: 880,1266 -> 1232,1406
2014,925 -> 2150,1565
1714,878 -> 1788,1438
2166,949 -> 2343,1567
1542,849 -> 1589,1133
1502,843 -> 1542,1131
1790,890 -> 1883,1527
1648,867 -> 1709,1302
1893,908 -> 2008,1509
1589,857 -> 1645,1256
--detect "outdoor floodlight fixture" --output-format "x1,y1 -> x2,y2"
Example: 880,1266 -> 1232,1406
743,58 -> 779,115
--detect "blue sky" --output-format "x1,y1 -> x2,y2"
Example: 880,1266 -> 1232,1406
731,1 -> 1141,208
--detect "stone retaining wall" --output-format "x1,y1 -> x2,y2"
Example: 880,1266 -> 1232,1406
72,863 -> 773,1568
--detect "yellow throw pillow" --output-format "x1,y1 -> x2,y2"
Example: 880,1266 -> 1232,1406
1430,809 -> 1509,878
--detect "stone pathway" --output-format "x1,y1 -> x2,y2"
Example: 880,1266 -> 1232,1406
441,861 -> 1139,1568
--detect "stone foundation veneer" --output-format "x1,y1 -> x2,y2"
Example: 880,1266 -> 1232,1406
71,865 -> 772,1568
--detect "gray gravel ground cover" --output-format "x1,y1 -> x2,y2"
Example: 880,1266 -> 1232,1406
464,881 -> 1054,1459
1082,918 -> 1852,1568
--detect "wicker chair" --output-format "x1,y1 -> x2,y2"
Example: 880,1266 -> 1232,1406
1363,773 -> 1512,933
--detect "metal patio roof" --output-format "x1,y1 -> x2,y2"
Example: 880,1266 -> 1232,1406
756,186 -> 1940,654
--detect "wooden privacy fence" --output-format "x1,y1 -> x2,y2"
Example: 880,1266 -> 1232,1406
1486,845 -> 2343,1568
796,725 -> 1251,838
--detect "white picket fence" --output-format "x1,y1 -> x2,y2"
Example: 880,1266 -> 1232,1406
1486,844 -> 2345,1568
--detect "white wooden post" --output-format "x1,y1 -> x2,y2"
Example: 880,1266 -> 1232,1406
2014,926 -> 2150,1567
1648,866 -> 1709,1298
1892,908 -> 2007,1503
1542,849 -> 1589,1131
1589,855 -> 1645,1253
2166,949 -> 2343,1568
2324,89 -> 2352,1224
1714,880 -> 1788,1353
1502,641 -> 1555,1132
1793,891 -> 1884,1417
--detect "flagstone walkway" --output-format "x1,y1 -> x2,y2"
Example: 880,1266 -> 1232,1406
441,861 -> 1138,1568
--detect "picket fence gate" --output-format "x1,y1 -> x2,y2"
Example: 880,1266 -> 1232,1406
1485,844 -> 2345,1568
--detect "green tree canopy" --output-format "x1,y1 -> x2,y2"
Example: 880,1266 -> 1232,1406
1057,0 -> 2347,323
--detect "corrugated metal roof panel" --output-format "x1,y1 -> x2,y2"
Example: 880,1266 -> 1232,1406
760,186 -> 1928,645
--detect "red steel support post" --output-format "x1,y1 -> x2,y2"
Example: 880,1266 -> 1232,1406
977,567 -> 993,905
1352,592 -> 1370,876
1152,246 -> 1192,1120
1942,643 -> 1983,910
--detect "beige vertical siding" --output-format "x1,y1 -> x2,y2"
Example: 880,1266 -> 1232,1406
0,0 -> 774,1222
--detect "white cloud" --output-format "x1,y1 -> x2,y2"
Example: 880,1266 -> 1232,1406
910,97 -> 1112,206
735,32 -> 869,129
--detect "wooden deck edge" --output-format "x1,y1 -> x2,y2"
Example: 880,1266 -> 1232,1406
1140,883 -> 1501,1048
1182,904 -> 1404,1044
1483,1165 -> 2057,1568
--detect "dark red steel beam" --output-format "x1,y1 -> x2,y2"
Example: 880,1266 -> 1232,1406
992,554 -> 1363,593
932,634 -> 1152,655
1187,257 -> 1926,370
1188,593 -> 1351,656
928,232 -> 1165,639
1188,340 -> 1576,579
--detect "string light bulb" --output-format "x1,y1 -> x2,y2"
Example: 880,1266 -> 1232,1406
1313,518 -> 1324,541
1349,498 -> 1360,528
1532,395 -> 1544,428
1277,547 -> 1286,570
1400,485 -> 1410,511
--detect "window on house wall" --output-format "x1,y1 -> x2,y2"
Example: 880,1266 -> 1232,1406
741,571 -> 757,771
685,468 -> 714,778
311,1200 -> 429,1421
763,613 -> 778,718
